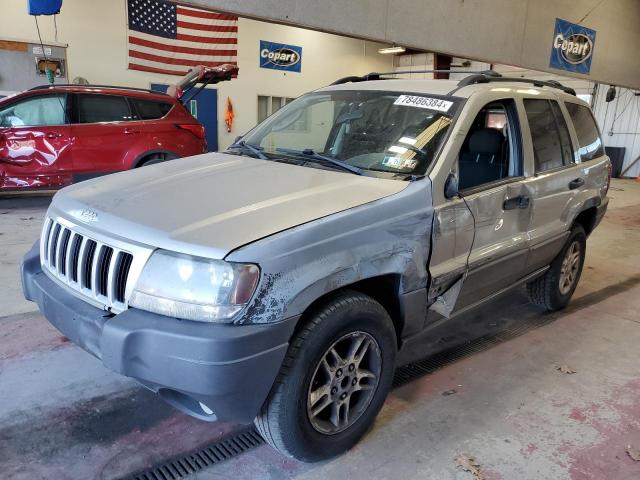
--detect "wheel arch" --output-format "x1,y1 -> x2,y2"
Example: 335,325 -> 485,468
132,149 -> 180,168
572,196 -> 601,236
291,274 -> 407,349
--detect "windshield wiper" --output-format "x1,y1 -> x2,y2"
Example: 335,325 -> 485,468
227,140 -> 267,160
275,147 -> 363,176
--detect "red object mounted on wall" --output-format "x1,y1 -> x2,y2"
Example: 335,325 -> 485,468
225,97 -> 234,133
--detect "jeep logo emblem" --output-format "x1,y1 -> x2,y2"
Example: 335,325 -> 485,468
260,47 -> 300,67
79,208 -> 98,222
553,32 -> 593,65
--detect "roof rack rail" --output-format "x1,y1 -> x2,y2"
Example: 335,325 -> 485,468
331,73 -> 382,85
28,84 -> 168,95
331,70 -> 576,96
456,73 -> 576,95
331,69 -> 501,85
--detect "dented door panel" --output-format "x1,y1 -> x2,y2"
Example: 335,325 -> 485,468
455,180 -> 530,309
427,197 -> 474,304
0,126 -> 73,190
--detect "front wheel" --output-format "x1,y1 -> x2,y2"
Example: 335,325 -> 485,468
255,291 -> 396,462
527,225 -> 586,311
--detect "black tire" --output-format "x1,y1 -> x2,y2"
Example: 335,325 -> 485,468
255,290 -> 397,462
527,225 -> 586,311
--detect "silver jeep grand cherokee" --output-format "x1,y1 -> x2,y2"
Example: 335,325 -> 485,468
22,72 -> 610,461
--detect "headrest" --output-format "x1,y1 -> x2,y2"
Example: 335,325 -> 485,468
468,128 -> 503,154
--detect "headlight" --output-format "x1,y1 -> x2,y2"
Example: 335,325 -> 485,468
129,250 -> 259,323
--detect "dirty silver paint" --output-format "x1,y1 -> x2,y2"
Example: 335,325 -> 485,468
226,179 -> 434,324
426,85 -> 610,317
37,81 -> 610,330
4,180 -> 640,479
48,153 -> 408,260
428,275 -> 464,318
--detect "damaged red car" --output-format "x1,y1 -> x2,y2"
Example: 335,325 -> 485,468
0,64 -> 238,191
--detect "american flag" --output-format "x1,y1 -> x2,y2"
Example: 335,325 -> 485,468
127,0 -> 238,76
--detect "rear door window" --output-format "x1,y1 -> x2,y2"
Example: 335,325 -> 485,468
524,99 -> 573,172
550,101 -> 574,165
130,98 -> 173,120
565,102 -> 605,161
0,94 -> 66,127
76,94 -> 133,123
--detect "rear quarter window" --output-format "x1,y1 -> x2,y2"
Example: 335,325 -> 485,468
564,102 -> 604,161
131,98 -> 173,120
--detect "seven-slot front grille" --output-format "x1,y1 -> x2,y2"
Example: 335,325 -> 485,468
41,216 -> 134,311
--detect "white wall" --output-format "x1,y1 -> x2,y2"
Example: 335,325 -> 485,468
0,0 -> 392,149
393,53 -> 435,79
212,20 -> 392,148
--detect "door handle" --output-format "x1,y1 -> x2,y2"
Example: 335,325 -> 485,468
124,128 -> 140,134
569,178 -> 585,190
503,195 -> 530,210
46,132 -> 63,139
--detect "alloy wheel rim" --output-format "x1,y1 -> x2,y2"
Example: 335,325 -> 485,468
559,240 -> 581,295
307,331 -> 382,435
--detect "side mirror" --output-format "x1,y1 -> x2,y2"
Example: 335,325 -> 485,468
444,172 -> 459,199
605,86 -> 616,103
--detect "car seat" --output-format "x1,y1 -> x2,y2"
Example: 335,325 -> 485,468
459,128 -> 506,189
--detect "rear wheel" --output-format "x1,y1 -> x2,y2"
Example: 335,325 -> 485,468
527,225 -> 586,311
255,291 -> 396,462
137,153 -> 174,167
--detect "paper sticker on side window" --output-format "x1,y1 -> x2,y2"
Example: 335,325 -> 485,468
393,95 -> 453,112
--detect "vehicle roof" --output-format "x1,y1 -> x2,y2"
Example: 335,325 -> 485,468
318,78 -> 589,106
2,85 -> 174,103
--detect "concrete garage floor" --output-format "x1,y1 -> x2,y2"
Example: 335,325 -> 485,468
1,179 -> 639,480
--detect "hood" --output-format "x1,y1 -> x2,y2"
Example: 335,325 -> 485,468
50,153 -> 408,259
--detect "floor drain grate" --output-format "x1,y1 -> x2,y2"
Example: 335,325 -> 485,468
123,427 -> 264,480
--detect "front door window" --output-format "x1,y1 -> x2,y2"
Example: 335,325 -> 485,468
458,99 -> 522,190
0,94 -> 66,127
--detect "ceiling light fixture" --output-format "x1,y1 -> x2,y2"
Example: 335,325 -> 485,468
378,45 -> 406,55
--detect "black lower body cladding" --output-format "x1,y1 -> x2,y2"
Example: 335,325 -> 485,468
21,242 -> 299,423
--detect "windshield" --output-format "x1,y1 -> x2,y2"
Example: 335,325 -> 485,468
236,90 -> 458,178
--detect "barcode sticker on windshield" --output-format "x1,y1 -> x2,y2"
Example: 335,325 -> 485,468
394,95 -> 453,112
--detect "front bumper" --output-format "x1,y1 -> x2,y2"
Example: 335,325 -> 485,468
21,242 -> 297,423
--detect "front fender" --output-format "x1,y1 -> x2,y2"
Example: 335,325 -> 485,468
226,180 -> 434,325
